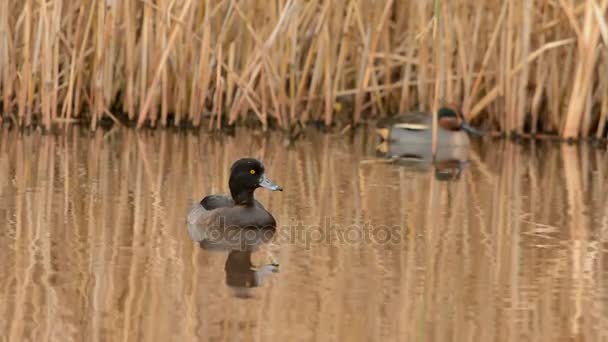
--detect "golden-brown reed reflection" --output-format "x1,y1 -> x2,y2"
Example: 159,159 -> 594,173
0,127 -> 607,341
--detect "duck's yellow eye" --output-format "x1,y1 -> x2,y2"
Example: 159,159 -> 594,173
250,169 -> 256,175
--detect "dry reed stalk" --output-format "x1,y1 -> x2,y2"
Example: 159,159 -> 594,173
504,0 -> 515,132
0,0 -> 11,120
123,0 -> 135,120
158,0 -> 169,127
210,43 -> 224,130
16,0 -> 32,127
562,0 -> 608,138
90,0 -> 105,131
39,0 -> 50,129
322,23 -> 333,126
189,1 -> 212,128
516,0 -> 532,134
597,52 -> 608,138
431,0 -> 444,157
226,42 -> 236,110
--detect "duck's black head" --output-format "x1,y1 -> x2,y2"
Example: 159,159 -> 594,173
229,158 -> 283,205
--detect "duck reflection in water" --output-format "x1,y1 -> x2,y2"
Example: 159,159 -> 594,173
199,225 -> 279,298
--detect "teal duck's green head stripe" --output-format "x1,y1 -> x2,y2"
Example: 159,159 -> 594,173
438,107 -> 485,136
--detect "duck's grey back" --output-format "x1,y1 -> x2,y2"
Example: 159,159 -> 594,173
389,113 -> 469,147
201,195 -> 234,209
187,195 -> 233,241
187,204 -> 211,241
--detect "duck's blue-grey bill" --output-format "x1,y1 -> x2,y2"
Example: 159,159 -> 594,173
259,174 -> 283,191
461,123 -> 485,137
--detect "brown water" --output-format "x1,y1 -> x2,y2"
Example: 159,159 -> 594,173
1,127 -> 608,342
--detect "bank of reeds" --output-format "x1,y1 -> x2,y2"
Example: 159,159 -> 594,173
0,0 -> 607,137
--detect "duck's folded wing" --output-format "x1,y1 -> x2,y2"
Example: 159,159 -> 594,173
377,112 -> 428,128
187,204 -> 222,242
201,195 -> 234,209
392,112 -> 430,131
393,123 -> 429,131
201,194 -> 265,210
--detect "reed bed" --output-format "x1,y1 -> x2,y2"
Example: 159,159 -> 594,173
0,0 -> 607,137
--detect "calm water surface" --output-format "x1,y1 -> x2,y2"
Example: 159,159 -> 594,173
1,127 -> 608,341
